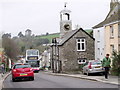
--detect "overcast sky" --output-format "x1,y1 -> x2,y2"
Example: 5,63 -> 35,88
0,0 -> 111,36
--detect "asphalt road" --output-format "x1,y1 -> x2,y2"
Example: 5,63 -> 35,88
3,71 -> 118,88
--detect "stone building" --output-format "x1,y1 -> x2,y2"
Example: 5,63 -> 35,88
50,3 -> 95,73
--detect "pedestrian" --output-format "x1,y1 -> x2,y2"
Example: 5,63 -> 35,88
102,54 -> 111,80
1,64 -> 5,75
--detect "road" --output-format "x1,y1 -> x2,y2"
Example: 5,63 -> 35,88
3,71 -> 118,88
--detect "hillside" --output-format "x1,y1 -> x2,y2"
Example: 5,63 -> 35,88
35,33 -> 60,43
36,29 -> 93,43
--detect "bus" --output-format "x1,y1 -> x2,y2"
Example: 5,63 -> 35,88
25,49 -> 40,73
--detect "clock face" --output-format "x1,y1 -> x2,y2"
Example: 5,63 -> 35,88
64,24 -> 70,30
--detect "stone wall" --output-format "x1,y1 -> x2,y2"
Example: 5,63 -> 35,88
59,30 -> 95,72
119,23 -> 120,52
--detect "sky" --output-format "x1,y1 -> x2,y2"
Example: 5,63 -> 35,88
0,0 -> 111,37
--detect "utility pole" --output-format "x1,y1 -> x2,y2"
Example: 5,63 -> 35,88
51,38 -> 61,73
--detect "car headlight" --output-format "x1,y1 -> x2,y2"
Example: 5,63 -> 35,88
30,68 -> 33,71
13,70 -> 16,72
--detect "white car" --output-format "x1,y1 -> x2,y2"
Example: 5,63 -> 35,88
82,60 -> 105,76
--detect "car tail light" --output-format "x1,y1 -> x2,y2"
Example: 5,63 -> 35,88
88,62 -> 92,69
13,69 -> 16,72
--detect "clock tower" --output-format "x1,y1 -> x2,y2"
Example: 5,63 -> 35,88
60,2 -> 72,38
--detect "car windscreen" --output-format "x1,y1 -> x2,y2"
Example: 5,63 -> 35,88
14,65 -> 31,69
91,61 -> 101,65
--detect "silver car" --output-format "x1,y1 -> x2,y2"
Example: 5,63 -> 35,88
82,60 -> 105,76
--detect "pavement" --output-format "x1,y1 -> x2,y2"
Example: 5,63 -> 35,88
0,72 -> 11,90
44,70 -> 119,85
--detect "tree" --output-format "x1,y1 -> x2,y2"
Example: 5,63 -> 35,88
10,34 -> 50,55
18,32 -> 24,37
34,38 -> 49,46
2,33 -> 11,38
46,32 -> 49,36
2,35 -> 20,60
21,46 -> 25,53
111,51 -> 120,76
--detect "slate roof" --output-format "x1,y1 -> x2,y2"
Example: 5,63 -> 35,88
58,28 -> 94,46
93,2 -> 120,29
58,30 -> 78,46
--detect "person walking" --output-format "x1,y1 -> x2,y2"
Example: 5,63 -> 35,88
102,54 -> 111,80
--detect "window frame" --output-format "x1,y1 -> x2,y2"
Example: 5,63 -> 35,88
110,44 -> 114,54
76,38 -> 86,51
110,25 -> 114,37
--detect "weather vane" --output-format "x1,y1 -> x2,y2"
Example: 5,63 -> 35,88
64,2 -> 67,8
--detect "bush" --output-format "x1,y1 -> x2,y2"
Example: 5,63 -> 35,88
79,64 -> 85,71
5,67 -> 10,72
111,51 -> 120,76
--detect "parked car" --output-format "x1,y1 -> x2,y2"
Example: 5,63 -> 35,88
82,60 -> 105,76
11,63 -> 34,82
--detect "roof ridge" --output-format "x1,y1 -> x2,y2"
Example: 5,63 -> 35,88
58,28 -> 94,46
93,2 -> 120,29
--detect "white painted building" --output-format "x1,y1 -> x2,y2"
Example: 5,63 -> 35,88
40,50 -> 50,69
93,27 -> 105,60
93,0 -> 120,60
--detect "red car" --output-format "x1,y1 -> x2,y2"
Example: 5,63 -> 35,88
12,63 -> 34,82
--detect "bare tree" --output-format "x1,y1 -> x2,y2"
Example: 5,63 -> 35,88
2,34 -> 20,60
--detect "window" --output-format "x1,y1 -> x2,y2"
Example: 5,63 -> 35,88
110,45 -> 114,54
119,24 -> 120,37
77,58 -> 86,64
76,38 -> 86,51
97,48 -> 100,60
118,44 -> 120,51
110,26 -> 114,37
97,30 -> 100,40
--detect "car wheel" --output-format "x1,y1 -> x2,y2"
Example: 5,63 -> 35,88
101,72 -> 105,76
31,77 -> 34,81
83,73 -> 86,75
12,78 -> 16,82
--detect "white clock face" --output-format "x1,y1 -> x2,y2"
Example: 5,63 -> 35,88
64,24 -> 70,30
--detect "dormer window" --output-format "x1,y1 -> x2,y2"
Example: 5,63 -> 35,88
110,25 -> 114,37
